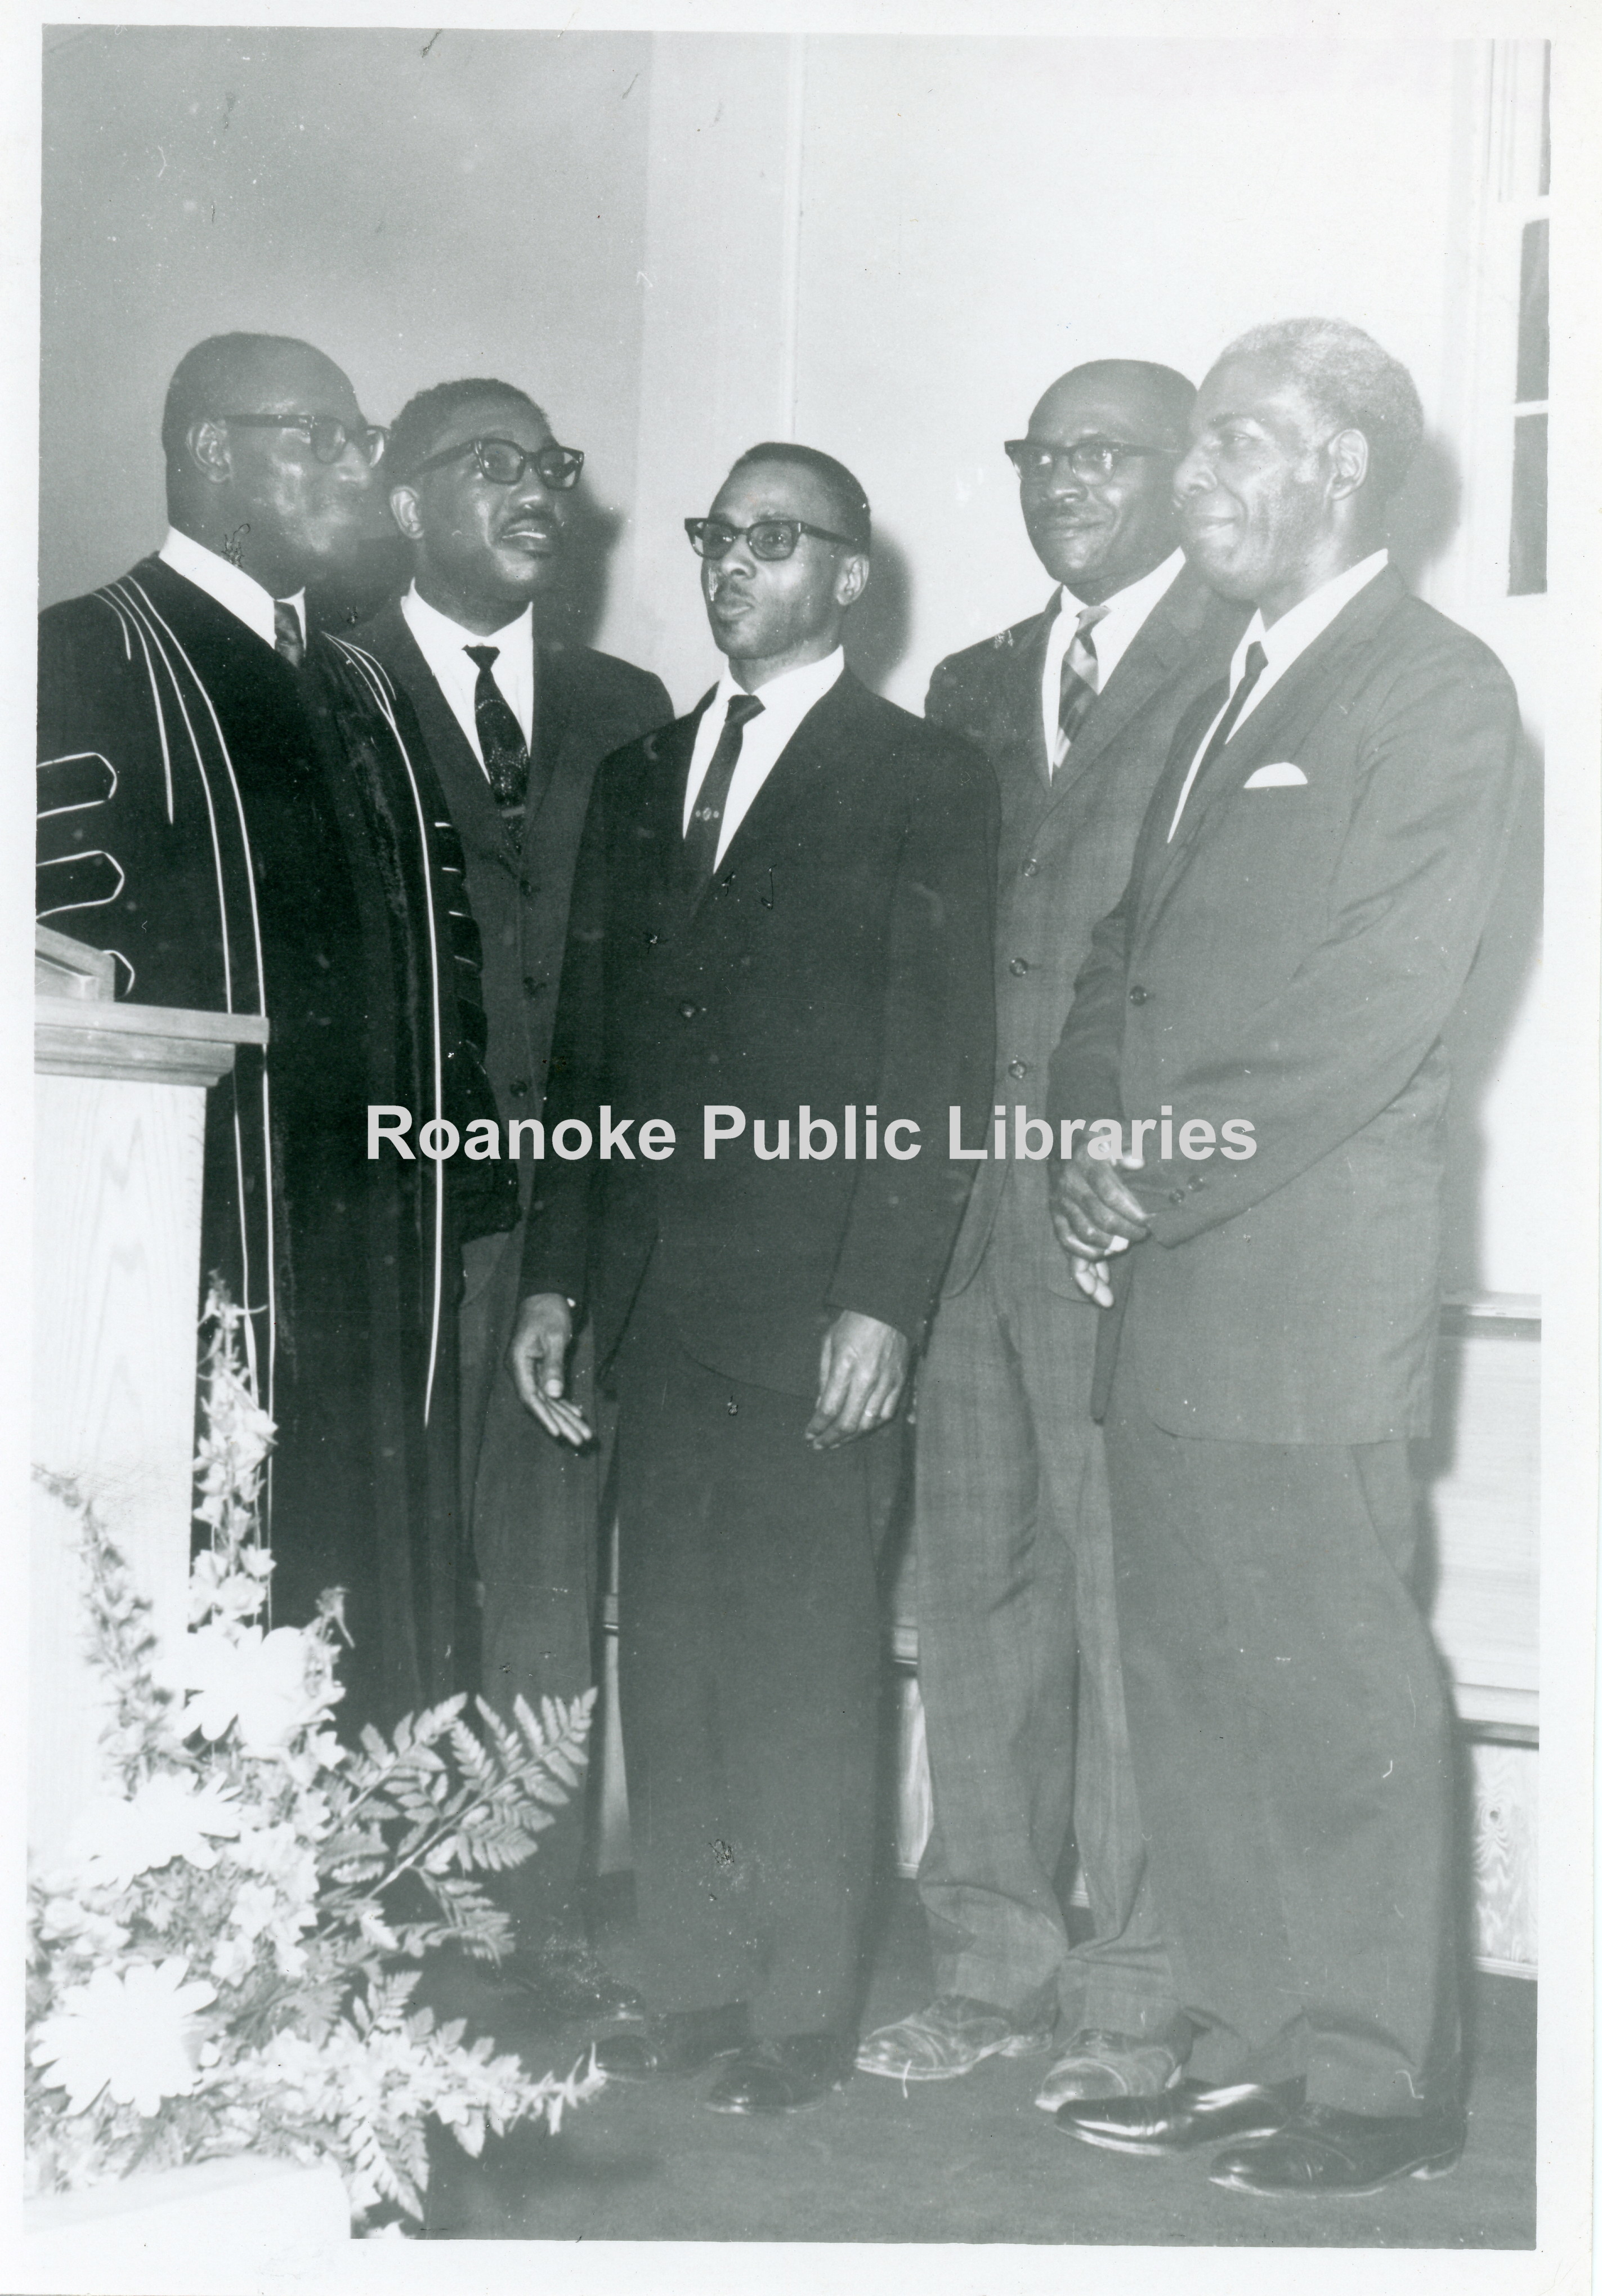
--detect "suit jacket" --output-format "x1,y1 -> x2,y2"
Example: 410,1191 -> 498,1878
927,565 -> 1249,1296
1048,565 -> 1522,1445
522,666 -> 999,1396
348,598 -> 671,1174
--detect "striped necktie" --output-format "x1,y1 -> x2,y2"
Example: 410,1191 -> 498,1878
1054,602 -> 1108,771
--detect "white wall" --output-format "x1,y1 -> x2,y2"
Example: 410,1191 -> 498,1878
39,29 -> 1543,1297
41,27 -> 654,618
624,33 -> 1541,1299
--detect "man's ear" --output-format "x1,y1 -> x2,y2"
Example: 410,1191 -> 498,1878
835,550 -> 870,610
388,483 -> 424,543
187,417 -> 232,487
1326,426 -> 1370,502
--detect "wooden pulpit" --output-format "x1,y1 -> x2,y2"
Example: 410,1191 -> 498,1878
30,925 -> 269,1868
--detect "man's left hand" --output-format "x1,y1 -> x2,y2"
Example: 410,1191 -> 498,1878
806,1312 -> 910,1451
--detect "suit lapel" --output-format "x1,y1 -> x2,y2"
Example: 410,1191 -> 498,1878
1142,567 -> 1405,914
372,602 -> 506,843
994,609 -> 1054,793
1058,567 -> 1212,782
709,668 -> 865,892
529,634 -> 569,829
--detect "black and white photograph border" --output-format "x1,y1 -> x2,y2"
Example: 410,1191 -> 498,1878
1,1 -> 1596,2292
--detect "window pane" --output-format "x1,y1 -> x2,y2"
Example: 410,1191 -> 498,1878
1516,218 -> 1549,404
1509,413 -> 1547,596
1539,43 -> 1551,198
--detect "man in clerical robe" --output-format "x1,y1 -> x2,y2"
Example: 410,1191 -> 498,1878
37,332 -> 516,1728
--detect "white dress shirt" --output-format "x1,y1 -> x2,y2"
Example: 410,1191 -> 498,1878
1040,547 -> 1185,773
1166,548 -> 1390,842
683,647 -> 846,869
401,585 -> 535,775
158,526 -> 304,652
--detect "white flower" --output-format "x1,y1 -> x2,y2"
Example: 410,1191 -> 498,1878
181,1623 -> 332,1754
62,1774 -> 241,1892
189,1547 -> 273,1628
33,1958 -> 217,2116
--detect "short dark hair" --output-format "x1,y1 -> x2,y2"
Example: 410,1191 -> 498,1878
1219,317 -> 1425,500
160,332 -> 321,467
728,442 -> 871,551
386,378 -> 547,484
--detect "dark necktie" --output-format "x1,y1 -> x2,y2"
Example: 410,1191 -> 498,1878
1168,639 -> 1269,840
1054,602 -> 1108,767
684,692 -> 764,890
272,598 -> 305,670
463,644 -> 531,814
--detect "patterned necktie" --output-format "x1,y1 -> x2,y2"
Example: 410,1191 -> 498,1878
272,598 -> 305,670
684,692 -> 764,890
1167,640 -> 1270,842
463,644 -> 531,814
1054,602 -> 1108,769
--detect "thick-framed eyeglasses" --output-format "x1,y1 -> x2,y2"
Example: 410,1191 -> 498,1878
1004,436 -> 1178,483
222,413 -> 388,466
405,436 -> 586,491
684,516 -> 857,561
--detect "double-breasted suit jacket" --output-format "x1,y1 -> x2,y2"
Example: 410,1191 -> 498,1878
927,565 -> 1249,1296
1049,564 -> 1523,1444
523,666 -> 998,1395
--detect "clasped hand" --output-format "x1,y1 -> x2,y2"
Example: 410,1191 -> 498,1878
1046,1147 -> 1152,1308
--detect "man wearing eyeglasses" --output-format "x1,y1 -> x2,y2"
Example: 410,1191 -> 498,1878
856,364 -> 1247,2111
36,332 -> 515,1730
348,379 -> 669,2003
508,444 -> 996,2114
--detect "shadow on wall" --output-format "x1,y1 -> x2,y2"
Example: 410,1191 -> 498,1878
844,530 -> 915,699
1388,428 -> 1461,594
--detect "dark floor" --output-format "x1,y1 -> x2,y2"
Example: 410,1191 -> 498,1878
422,1879 -> 1536,2246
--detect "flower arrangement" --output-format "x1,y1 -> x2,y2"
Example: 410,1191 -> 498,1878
27,1288 -> 603,2232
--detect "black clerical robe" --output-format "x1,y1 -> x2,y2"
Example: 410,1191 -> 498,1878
37,556 -> 516,1726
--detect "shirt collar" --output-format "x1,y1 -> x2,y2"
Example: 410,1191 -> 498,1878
1238,548 -> 1390,677
709,646 -> 845,729
158,526 -> 303,653
402,581 -> 534,656
1058,547 -> 1185,646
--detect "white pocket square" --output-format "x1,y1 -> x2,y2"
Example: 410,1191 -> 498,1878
1242,761 -> 1308,789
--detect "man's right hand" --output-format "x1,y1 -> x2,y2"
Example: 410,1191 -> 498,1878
1047,1147 -> 1152,1309
508,1293 -> 594,1447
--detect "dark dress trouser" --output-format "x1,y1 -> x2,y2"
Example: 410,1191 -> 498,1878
1102,1326 -> 1462,2118
460,1221 -> 606,1934
609,1266 -> 897,2039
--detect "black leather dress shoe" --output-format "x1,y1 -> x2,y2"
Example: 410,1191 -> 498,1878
1055,2077 -> 1304,2157
592,2001 -> 751,2082
704,2031 -> 856,2115
1208,2102 -> 1466,2196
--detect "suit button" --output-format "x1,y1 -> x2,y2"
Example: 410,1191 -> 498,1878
1022,857 -> 1040,878
1129,985 -> 1149,1005
523,975 -> 545,996
1008,1058 -> 1028,1080
1168,1189 -> 1185,1205
679,1002 -> 697,1021
520,878 -> 533,895
1009,957 -> 1030,976
509,1078 -> 531,1096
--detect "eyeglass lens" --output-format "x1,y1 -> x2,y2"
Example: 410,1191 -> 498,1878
691,520 -> 802,561
474,440 -> 584,489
